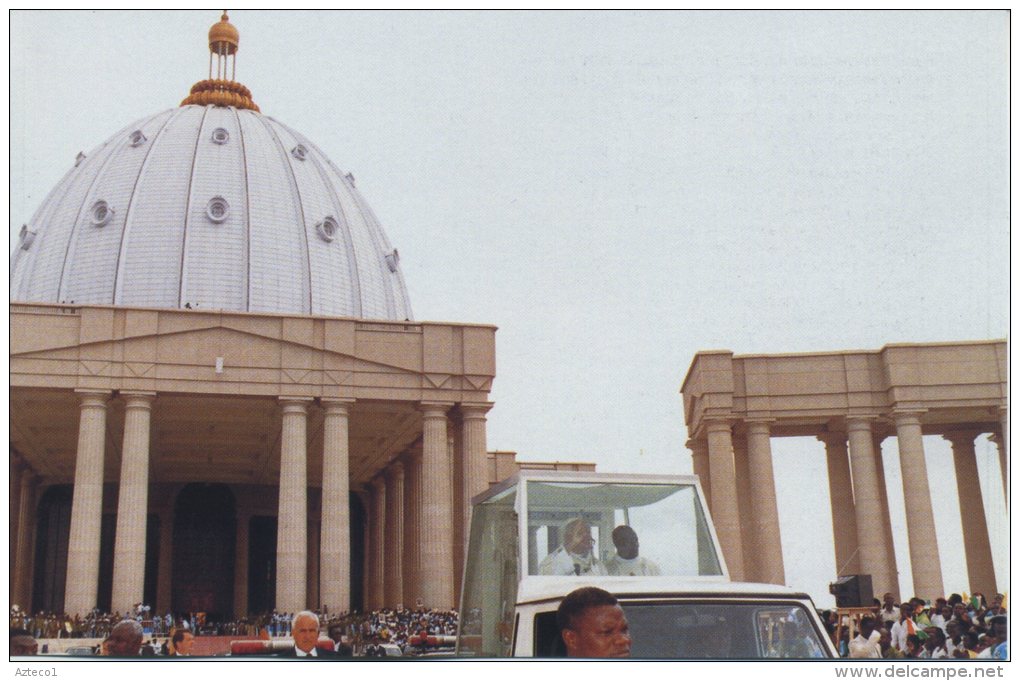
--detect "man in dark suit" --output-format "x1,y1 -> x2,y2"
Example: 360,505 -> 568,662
278,611 -> 336,658
328,623 -> 354,657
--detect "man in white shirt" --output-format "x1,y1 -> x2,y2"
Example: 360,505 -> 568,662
848,617 -> 882,658
889,603 -> 914,651
605,526 -> 661,577
539,518 -> 607,576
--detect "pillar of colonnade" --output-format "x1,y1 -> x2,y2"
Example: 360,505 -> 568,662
370,476 -> 386,610
320,398 -> 354,614
871,434 -> 900,599
110,392 -> 155,614
820,432 -> 859,575
64,390 -> 111,617
944,431 -> 997,597
420,403 -> 456,609
276,397 -> 311,613
892,411 -> 944,601
385,463 -> 405,607
10,458 -> 24,596
745,421 -> 785,586
731,436 -> 756,581
461,403 -> 492,559
704,420 -> 745,581
13,471 -> 37,609
405,450 -> 423,607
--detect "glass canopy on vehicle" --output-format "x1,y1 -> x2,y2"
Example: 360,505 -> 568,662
458,472 -> 726,657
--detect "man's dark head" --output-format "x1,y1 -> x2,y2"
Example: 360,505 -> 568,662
611,526 -> 639,560
883,592 -> 895,607
107,620 -> 143,656
947,620 -> 961,638
859,616 -> 876,638
328,624 -> 344,643
556,587 -> 631,658
10,628 -> 38,656
900,603 -> 913,619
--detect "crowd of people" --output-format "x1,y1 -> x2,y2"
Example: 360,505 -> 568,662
823,591 -> 1008,659
9,603 -> 459,657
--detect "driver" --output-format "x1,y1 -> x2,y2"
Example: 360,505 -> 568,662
539,518 -> 607,576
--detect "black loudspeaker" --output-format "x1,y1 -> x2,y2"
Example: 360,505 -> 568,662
829,574 -> 874,608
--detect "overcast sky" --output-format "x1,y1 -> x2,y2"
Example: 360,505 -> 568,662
9,10 -> 1009,609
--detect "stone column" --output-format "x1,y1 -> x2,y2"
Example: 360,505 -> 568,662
892,411 -> 943,601
746,421 -> 785,585
156,509 -> 173,613
385,463 -> 405,607
10,458 -> 24,595
234,513 -> 250,617
846,417 -> 895,598
996,406 -> 1007,501
403,451 -> 422,607
370,477 -> 386,610
13,472 -> 37,609
820,432 -> 859,575
65,390 -> 111,617
420,403 -> 456,608
111,392 -> 155,614
945,431 -> 997,597
687,438 -> 711,508
872,435 -> 900,600
276,397 -> 311,613
319,399 -> 353,614
732,435 -> 756,582
460,403 -> 492,558
705,420 -> 745,580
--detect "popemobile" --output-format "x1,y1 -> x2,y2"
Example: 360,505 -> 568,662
455,470 -> 839,658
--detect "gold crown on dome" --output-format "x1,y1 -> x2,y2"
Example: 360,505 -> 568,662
181,11 -> 260,112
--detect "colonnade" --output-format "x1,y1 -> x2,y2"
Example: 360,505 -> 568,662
10,390 -> 491,617
687,414 -> 1005,601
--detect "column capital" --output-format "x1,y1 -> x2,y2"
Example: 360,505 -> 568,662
459,402 -> 493,419
279,396 -> 313,413
74,389 -> 112,407
371,475 -> 387,491
388,460 -> 405,478
321,398 -> 355,415
890,409 -> 926,426
943,430 -> 982,447
121,391 -> 156,408
704,419 -> 734,435
816,431 -> 847,446
745,420 -> 773,435
685,438 -> 708,453
846,416 -> 879,433
420,402 -> 454,418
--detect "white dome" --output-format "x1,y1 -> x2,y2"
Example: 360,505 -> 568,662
10,105 -> 413,320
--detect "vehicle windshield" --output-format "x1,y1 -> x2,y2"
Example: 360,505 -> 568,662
623,602 -> 829,659
526,481 -> 722,577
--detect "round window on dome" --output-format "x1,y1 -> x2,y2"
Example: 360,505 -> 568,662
206,197 -> 230,223
89,200 -> 113,227
211,128 -> 230,145
129,130 -> 147,147
291,144 -> 308,161
316,216 -> 338,242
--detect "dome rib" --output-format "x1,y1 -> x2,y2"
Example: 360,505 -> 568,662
57,114 -> 156,304
230,106 -> 253,312
177,105 -> 214,309
286,124 -> 364,318
256,112 -> 314,315
113,108 -> 184,305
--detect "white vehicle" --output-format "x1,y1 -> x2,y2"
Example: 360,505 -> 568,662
456,471 -> 837,659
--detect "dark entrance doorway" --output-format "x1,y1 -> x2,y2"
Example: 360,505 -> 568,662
172,484 -> 235,619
